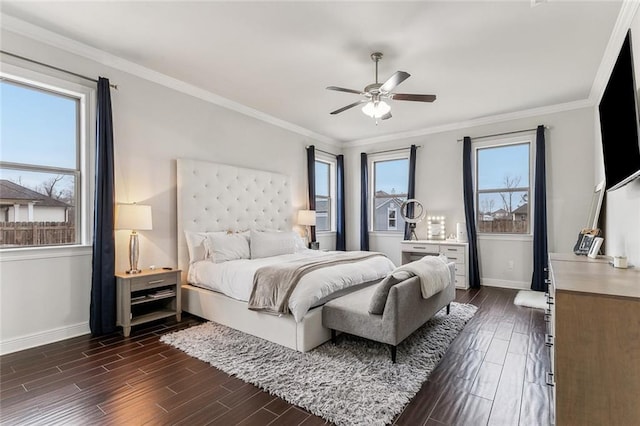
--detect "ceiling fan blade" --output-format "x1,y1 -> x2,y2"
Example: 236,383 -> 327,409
390,93 -> 437,102
326,86 -> 364,95
381,112 -> 392,120
380,71 -> 410,93
330,100 -> 366,115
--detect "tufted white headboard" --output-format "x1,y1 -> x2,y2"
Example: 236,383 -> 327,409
176,159 -> 293,278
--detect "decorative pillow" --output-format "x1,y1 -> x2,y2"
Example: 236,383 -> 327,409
250,230 -> 299,259
368,270 -> 414,315
184,231 -> 209,264
204,232 -> 251,263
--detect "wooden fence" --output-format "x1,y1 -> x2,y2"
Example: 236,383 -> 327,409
0,222 -> 76,247
478,219 -> 528,234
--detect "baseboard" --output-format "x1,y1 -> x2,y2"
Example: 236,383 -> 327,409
481,278 -> 530,290
0,322 -> 90,355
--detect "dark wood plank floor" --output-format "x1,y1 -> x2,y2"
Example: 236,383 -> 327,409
0,286 -> 551,425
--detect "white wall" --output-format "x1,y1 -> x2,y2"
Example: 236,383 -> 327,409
0,29 -> 330,354
344,107 -> 596,288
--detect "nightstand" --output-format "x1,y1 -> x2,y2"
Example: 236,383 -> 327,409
116,268 -> 182,337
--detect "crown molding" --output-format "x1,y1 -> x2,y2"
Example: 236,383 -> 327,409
344,99 -> 594,147
588,1 -> 640,105
0,14 -> 340,147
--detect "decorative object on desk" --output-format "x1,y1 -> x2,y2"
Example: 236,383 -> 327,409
587,237 -> 604,259
427,216 -> 446,240
115,203 -> 153,274
400,198 -> 426,240
297,209 -> 316,248
572,228 -> 600,255
456,222 -> 468,242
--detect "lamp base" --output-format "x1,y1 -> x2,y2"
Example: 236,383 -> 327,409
128,231 -> 141,275
125,269 -> 142,274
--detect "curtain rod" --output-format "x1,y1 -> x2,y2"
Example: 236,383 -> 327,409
1,50 -> 118,89
367,145 -> 421,155
309,147 -> 339,157
456,126 -> 547,143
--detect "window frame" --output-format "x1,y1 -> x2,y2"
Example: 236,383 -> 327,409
0,62 -> 95,252
369,152 -> 410,234
314,153 -> 336,234
472,135 -> 535,239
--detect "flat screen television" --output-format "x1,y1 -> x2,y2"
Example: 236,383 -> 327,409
599,29 -> 640,191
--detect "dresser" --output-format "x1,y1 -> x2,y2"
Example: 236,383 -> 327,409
400,240 -> 469,289
548,253 -> 640,425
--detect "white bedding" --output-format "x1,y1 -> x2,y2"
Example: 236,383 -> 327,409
188,249 -> 395,322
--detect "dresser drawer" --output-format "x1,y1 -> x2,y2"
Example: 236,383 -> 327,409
130,271 -> 178,291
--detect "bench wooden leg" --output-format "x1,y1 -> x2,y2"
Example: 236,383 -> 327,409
331,329 -> 336,344
447,303 -> 451,315
390,345 -> 397,363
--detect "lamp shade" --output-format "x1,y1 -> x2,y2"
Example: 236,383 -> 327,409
362,100 -> 391,118
115,203 -> 153,231
297,209 -> 316,226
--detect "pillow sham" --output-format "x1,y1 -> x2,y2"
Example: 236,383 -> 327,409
204,231 -> 251,263
250,230 -> 300,259
368,270 -> 414,315
184,231 -> 209,264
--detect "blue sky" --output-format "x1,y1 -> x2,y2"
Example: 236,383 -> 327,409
375,158 -> 408,194
0,81 -> 77,192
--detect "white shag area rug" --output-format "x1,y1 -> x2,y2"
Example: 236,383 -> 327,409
161,302 -> 477,426
514,290 -> 547,310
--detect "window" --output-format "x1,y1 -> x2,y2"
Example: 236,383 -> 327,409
372,157 -> 408,232
314,158 -> 335,232
0,68 -> 92,249
387,207 -> 397,230
475,140 -> 532,235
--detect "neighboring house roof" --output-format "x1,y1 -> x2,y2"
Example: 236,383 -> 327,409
374,190 -> 407,209
513,203 -> 528,215
0,180 -> 70,208
492,208 -> 508,216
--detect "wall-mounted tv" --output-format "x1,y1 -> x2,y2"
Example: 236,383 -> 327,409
599,29 -> 640,191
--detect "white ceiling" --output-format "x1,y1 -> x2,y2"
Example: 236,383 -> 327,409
0,1 -> 622,144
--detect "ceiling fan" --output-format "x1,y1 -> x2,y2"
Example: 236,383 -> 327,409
327,52 -> 436,122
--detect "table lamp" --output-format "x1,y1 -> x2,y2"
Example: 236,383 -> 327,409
115,203 -> 153,274
297,209 -> 316,248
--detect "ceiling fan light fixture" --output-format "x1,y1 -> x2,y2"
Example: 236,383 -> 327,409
362,100 -> 391,118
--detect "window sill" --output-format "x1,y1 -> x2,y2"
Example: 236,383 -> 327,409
0,244 -> 93,262
369,232 -> 405,238
477,234 -> 533,242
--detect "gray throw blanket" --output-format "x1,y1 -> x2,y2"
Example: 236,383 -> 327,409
248,251 -> 386,315
392,255 -> 451,299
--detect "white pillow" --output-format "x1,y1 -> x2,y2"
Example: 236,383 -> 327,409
250,230 -> 300,259
204,232 -> 251,263
184,231 -> 209,263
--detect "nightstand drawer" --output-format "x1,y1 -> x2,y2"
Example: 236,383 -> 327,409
130,271 -> 178,291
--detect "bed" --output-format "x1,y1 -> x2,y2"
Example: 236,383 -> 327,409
177,159 -> 394,352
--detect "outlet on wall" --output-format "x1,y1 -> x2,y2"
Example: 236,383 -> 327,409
507,260 -> 514,270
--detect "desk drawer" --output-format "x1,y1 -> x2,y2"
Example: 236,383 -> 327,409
401,244 -> 440,254
131,272 -> 178,291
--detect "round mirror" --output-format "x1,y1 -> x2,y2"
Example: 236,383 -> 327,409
400,199 -> 426,240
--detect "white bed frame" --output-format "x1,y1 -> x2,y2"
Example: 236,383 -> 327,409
177,159 -> 331,352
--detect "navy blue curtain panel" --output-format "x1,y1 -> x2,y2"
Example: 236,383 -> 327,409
531,125 -> 549,292
463,137 -> 481,289
404,144 -> 417,240
360,152 -> 369,251
306,146 -> 316,243
90,77 -> 116,335
336,154 -> 346,251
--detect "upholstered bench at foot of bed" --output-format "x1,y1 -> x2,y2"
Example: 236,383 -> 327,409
322,263 -> 456,363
